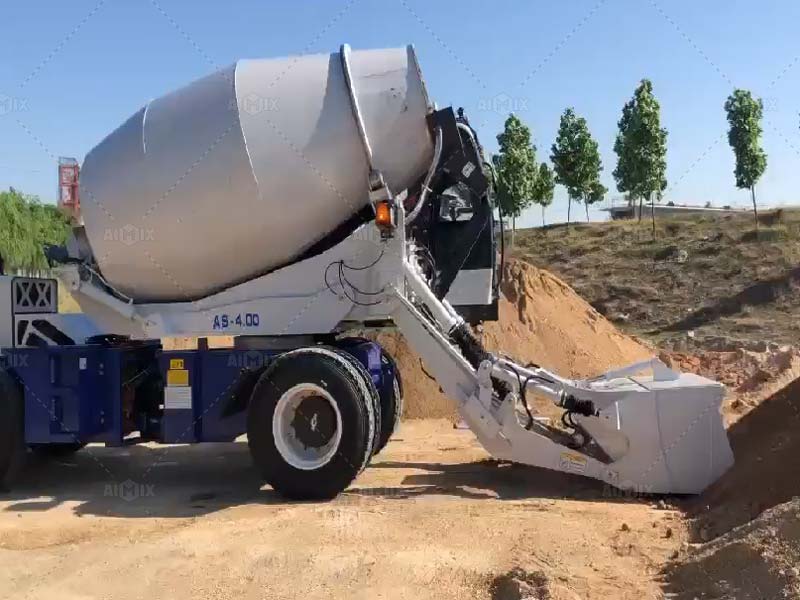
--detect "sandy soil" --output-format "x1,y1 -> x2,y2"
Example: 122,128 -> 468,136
0,421 -> 685,600
380,260 -> 652,420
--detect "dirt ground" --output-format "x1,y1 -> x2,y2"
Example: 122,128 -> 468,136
0,420 -> 687,600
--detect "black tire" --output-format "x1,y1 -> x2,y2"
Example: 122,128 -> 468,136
30,442 -> 86,458
0,368 -> 27,490
323,346 -> 381,466
247,347 -> 376,500
374,349 -> 404,455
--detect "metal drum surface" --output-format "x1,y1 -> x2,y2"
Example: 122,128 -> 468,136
79,46 -> 432,301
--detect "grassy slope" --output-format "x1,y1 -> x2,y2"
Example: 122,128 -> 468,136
511,210 -> 800,346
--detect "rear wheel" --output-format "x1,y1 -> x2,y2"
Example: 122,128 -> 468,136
0,369 -> 26,490
247,347 -> 376,500
324,346 -> 381,465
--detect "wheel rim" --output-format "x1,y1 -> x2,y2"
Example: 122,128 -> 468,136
272,383 -> 342,470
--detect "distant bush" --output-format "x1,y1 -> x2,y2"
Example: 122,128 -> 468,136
0,188 -> 70,273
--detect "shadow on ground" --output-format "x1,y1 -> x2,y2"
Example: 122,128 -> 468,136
349,459 -> 656,505
1,440 -> 658,518
1,442 -> 276,518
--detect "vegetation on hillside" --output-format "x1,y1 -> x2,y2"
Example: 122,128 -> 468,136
613,79 -> 668,228
512,211 -> 800,346
493,114 -> 538,242
0,188 -> 70,273
724,89 -> 768,229
550,108 -> 605,225
532,162 -> 555,226
491,83 -> 775,229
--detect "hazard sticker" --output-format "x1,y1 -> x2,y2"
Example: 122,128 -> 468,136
167,369 -> 189,387
559,451 -> 588,474
165,386 -> 192,410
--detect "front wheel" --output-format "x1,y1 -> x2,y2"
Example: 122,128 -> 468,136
247,347 -> 377,500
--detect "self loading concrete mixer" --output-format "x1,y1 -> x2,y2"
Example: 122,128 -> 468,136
0,45 -> 733,499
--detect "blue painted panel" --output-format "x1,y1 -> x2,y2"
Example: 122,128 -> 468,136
196,349 -> 274,441
158,348 -> 277,443
5,345 -> 126,445
4,340 -> 393,449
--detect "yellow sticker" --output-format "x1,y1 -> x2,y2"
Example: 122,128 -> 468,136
169,358 -> 185,370
167,369 -> 189,386
559,451 -> 587,474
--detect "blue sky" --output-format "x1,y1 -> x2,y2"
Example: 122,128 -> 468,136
2,0 -> 800,227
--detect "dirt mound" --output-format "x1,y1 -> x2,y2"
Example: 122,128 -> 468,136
663,344 -> 800,425
663,344 -> 800,598
689,376 -> 800,538
489,568 -> 551,600
483,260 -> 652,376
664,499 -> 800,599
391,259 -> 652,419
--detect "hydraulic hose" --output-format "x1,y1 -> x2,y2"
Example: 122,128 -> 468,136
407,126 -> 443,226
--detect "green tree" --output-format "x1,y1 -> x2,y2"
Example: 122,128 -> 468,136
550,108 -> 604,225
724,89 -> 767,230
0,188 -> 70,274
613,79 -> 668,226
495,114 -> 537,244
585,179 -> 607,222
532,162 -> 555,226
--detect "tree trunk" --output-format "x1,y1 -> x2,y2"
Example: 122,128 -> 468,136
542,205 -> 546,227
585,200 -> 590,223
567,198 -> 571,227
638,196 -> 643,222
751,185 -> 759,236
511,215 -> 516,247
651,193 -> 656,238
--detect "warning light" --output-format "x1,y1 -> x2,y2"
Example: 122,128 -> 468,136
375,200 -> 394,233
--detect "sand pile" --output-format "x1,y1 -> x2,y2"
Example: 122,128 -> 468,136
663,345 -> 800,426
665,499 -> 800,599
659,344 -> 800,598
386,259 -> 652,419
688,375 -> 800,538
